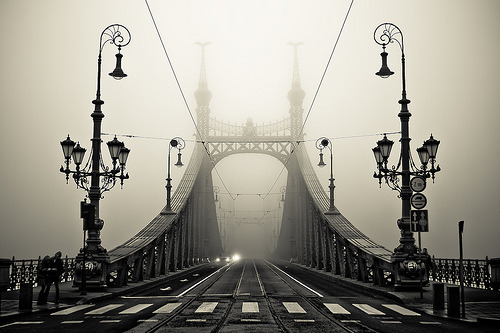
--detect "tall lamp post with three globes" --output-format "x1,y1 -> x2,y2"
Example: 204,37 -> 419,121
59,24 -> 131,291
372,23 -> 440,288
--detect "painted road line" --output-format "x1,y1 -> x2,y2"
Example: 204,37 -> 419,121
324,303 -> 351,315
0,322 -> 44,329
241,319 -> 261,322
195,302 -> 218,313
118,303 -> 154,314
61,321 -> 84,324
242,302 -> 259,313
353,304 -> 386,315
381,320 -> 402,324
282,302 -> 307,313
100,320 -> 121,323
266,260 -> 323,297
186,319 -> 207,322
177,266 -> 226,297
153,302 -> 183,314
138,319 -> 159,322
420,322 -> 442,325
340,320 -> 360,323
51,304 -> 94,315
382,304 -> 421,316
295,319 -> 315,322
85,304 -> 124,315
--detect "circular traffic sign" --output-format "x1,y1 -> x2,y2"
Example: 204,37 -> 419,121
410,176 -> 426,192
411,193 -> 427,209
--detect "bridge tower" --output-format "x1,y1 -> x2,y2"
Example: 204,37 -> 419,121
288,42 -> 306,139
194,42 -> 212,139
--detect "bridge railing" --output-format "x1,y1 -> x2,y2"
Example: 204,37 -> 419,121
5,256 -> 76,291
430,256 -> 494,290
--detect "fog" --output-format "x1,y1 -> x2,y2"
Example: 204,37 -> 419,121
1,1 -> 499,261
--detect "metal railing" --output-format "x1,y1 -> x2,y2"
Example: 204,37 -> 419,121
6,256 -> 76,291
430,257 -> 492,289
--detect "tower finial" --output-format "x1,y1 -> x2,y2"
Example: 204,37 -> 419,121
194,42 -> 212,107
288,42 -> 304,89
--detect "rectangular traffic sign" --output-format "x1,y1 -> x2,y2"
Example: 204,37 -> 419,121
411,209 -> 429,232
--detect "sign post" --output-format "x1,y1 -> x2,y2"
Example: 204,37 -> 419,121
458,220 -> 465,317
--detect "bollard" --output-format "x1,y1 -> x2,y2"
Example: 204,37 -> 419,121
447,285 -> 460,317
432,282 -> 445,310
19,283 -> 33,310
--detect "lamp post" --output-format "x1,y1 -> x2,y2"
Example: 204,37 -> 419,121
316,137 -> 338,214
59,24 -> 131,290
373,23 -> 440,287
162,137 -> 185,214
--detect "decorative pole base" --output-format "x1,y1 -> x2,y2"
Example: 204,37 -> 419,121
73,251 -> 110,289
391,252 -> 429,289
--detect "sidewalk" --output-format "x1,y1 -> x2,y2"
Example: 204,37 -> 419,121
0,267 -> 195,318
291,262 -> 500,325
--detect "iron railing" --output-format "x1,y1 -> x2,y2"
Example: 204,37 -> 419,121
7,256 -> 76,291
430,257 -> 492,289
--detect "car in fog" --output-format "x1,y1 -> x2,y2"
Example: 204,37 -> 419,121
215,253 -> 240,263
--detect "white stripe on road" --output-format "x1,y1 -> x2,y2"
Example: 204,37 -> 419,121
353,304 -> 385,315
382,304 -> 421,316
177,267 -> 226,297
0,322 -> 44,329
51,304 -> 94,315
118,303 -> 154,314
100,320 -> 121,323
282,302 -> 307,313
153,302 -> 182,314
324,303 -> 351,314
187,319 -> 207,322
420,321 -> 442,325
381,320 -> 402,324
85,304 -> 124,315
266,261 -> 323,297
195,302 -> 218,313
242,302 -> 259,313
61,321 -> 84,324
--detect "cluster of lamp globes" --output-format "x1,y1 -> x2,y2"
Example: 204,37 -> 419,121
59,135 -> 130,187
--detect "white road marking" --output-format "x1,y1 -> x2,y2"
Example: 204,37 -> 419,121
180,279 -> 188,282
242,302 -> 259,313
51,304 -> 94,315
324,303 -> 351,314
186,319 -> 206,322
138,319 -> 159,322
85,304 -> 123,315
177,267 -> 225,297
241,318 -> 261,322
266,261 -> 323,297
381,320 -> 402,324
0,322 -> 44,329
118,303 -> 154,314
153,302 -> 182,314
61,321 -> 84,324
100,320 -> 121,323
382,304 -> 421,316
341,320 -> 360,323
195,302 -> 218,313
420,321 -> 442,325
353,304 -> 386,315
295,319 -> 315,322
160,287 -> 171,291
282,302 -> 307,313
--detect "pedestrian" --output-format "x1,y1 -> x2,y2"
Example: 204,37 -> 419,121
36,255 -> 51,305
45,251 -> 64,304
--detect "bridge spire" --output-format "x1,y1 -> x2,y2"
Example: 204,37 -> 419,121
287,42 -> 305,138
194,42 -> 212,138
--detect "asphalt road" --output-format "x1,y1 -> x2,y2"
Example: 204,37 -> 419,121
0,259 -> 496,332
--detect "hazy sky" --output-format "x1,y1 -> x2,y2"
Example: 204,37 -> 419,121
1,0 -> 499,261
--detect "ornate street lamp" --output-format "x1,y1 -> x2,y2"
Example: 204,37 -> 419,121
373,23 -> 440,288
316,137 -> 338,214
59,24 -> 131,291
162,137 -> 186,214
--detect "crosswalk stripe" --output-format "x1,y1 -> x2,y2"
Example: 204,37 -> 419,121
153,302 -> 183,314
282,302 -> 307,313
195,302 -> 218,313
118,303 -> 154,314
324,303 -> 351,314
101,320 -> 121,323
242,302 -> 259,313
353,304 -> 385,315
85,304 -> 124,315
382,304 -> 421,316
51,304 -> 94,316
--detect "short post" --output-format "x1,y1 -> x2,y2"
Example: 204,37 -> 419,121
432,282 -> 444,310
447,285 -> 460,317
19,282 -> 33,310
458,220 -> 465,317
